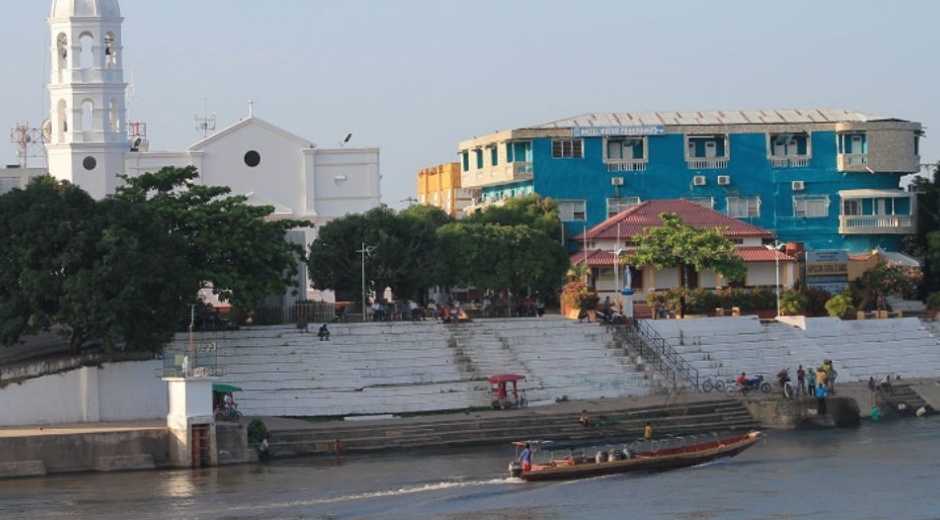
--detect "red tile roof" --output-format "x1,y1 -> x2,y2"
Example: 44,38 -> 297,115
572,245 -> 793,267
574,199 -> 773,242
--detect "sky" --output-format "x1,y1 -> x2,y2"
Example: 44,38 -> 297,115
2,1 -> 939,209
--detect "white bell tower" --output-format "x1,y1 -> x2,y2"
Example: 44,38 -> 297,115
46,0 -> 129,200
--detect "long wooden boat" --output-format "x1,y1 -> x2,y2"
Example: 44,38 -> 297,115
508,431 -> 764,481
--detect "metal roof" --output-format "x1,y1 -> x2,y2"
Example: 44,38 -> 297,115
536,108 -> 902,129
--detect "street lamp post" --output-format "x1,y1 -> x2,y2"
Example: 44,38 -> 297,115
765,241 -> 781,317
357,242 -> 375,322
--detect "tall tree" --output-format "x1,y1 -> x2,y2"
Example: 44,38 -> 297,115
466,194 -> 563,242
114,166 -> 309,310
906,162 -> 940,296
625,213 -> 746,288
438,222 -> 568,300
0,177 -> 191,353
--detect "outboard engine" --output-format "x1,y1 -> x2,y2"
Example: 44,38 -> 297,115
509,461 -> 522,478
595,451 -> 608,463
625,448 -> 636,459
609,449 -> 623,461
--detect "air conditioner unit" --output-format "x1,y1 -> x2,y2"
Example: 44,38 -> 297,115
717,175 -> 731,186
792,180 -> 805,191
693,175 -> 706,186
611,177 -> 624,186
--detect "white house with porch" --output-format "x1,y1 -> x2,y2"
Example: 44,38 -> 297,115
570,199 -> 797,303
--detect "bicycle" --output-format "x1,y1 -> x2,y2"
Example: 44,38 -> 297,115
701,377 -> 726,393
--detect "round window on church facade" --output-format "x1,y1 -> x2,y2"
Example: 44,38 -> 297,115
244,150 -> 261,168
83,156 -> 97,170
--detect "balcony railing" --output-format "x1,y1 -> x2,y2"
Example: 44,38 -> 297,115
606,160 -> 648,172
770,156 -> 811,168
839,214 -> 915,234
686,158 -> 729,169
837,153 -> 869,171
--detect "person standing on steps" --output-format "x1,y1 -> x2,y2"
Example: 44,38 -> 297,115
644,422 -> 653,439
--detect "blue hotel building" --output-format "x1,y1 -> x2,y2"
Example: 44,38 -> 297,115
457,109 -> 922,254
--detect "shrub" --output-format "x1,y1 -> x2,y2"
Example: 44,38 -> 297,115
825,292 -> 856,317
780,290 -> 809,316
926,292 -> 940,311
247,418 -> 268,444
561,280 -> 599,311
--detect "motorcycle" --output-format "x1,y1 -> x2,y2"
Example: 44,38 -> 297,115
726,374 -> 771,396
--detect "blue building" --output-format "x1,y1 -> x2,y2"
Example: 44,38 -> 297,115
458,109 -> 922,254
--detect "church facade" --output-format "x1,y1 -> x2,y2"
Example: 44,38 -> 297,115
42,0 -> 382,301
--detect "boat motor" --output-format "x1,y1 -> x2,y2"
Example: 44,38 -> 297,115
509,461 -> 522,478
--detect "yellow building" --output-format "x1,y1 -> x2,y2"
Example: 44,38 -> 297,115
417,162 -> 473,218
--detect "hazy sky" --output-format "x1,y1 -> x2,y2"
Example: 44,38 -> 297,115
2,1 -> 938,208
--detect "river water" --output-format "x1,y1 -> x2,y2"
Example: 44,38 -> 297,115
1,416 -> 938,520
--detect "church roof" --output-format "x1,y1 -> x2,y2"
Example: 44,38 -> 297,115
51,0 -> 121,19
188,115 -> 314,151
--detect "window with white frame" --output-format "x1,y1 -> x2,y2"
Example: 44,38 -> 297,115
726,196 -> 760,218
682,197 -> 714,209
793,195 -> 829,218
842,199 -> 862,216
607,197 -> 641,217
552,139 -> 583,158
557,200 -> 587,221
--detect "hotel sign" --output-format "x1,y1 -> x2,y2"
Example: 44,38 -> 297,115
571,125 -> 666,138
806,250 -> 849,294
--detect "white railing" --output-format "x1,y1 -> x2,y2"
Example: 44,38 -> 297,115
606,160 -> 648,172
769,156 -> 810,168
686,158 -> 729,169
840,214 -> 914,233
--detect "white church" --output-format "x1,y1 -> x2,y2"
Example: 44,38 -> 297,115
8,0 -> 383,302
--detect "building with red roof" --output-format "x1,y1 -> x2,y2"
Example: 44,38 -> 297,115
570,199 -> 795,301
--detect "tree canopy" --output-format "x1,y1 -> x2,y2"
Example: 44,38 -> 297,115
114,166 -> 310,310
625,213 -> 747,287
307,200 -> 569,306
906,162 -> 940,296
0,168 -> 308,354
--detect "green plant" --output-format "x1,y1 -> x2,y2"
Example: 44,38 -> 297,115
780,290 -> 809,316
926,292 -> 940,311
825,292 -> 856,318
555,395 -> 569,403
560,280 -> 599,311
247,418 -> 268,444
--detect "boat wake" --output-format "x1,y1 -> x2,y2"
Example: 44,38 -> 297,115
233,477 -> 513,511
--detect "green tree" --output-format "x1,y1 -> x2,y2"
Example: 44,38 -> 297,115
438,222 -> 568,301
466,194 -> 563,242
0,177 -> 191,353
307,205 -> 453,304
906,163 -> 940,297
115,166 -> 309,310
625,213 -> 747,288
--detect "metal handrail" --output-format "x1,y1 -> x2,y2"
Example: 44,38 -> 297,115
620,319 -> 699,391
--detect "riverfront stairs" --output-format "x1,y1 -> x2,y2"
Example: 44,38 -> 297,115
646,316 -> 940,388
264,394 -> 760,456
173,317 -> 655,417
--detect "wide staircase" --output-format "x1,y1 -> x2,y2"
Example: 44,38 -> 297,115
171,317 -> 656,417
644,316 -> 940,389
265,393 -> 759,456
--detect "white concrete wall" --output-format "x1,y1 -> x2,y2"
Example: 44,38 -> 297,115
0,360 -> 167,426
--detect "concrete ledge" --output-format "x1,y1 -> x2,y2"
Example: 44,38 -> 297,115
0,460 -> 47,479
94,454 -> 155,472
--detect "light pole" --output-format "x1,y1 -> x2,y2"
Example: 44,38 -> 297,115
765,241 -> 781,317
357,242 -> 375,321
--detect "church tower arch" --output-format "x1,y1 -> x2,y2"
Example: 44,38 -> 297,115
46,0 -> 127,199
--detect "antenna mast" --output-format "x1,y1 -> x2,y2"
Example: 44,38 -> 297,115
9,122 -> 46,168
195,99 -> 216,138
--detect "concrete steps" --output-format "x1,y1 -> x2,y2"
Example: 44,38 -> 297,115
264,397 -> 759,456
